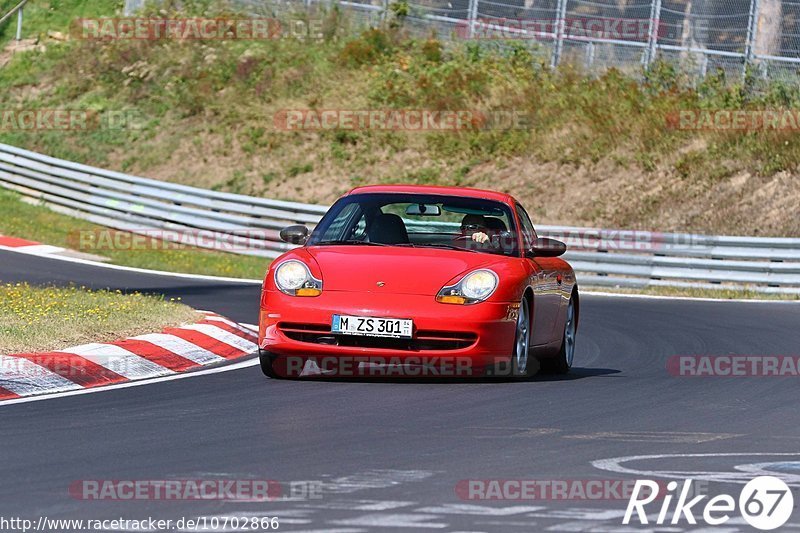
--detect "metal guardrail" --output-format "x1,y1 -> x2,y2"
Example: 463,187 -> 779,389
0,0 -> 29,41
0,143 -> 327,258
1,142 -> 799,294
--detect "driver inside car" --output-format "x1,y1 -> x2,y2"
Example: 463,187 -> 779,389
459,214 -> 492,244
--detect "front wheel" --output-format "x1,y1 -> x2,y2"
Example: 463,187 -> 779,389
511,297 -> 539,378
543,295 -> 577,374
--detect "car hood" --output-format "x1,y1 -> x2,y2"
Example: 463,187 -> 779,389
304,246 -> 501,295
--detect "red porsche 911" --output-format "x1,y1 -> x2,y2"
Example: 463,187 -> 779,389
258,185 -> 578,379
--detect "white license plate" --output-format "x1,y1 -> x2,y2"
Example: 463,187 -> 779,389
332,315 -> 413,338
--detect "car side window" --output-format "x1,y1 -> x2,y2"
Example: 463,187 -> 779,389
516,204 -> 538,252
319,203 -> 364,241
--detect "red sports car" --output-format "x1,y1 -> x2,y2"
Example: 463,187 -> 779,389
258,185 -> 578,379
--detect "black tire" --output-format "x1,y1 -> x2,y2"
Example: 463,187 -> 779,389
542,294 -> 577,374
259,349 -> 282,379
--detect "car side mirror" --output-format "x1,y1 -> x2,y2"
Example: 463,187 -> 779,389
528,237 -> 566,258
280,225 -> 309,245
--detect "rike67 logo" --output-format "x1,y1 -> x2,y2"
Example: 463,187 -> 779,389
624,476 -> 794,530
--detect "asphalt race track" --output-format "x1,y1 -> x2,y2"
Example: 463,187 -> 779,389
2,248 -> 800,532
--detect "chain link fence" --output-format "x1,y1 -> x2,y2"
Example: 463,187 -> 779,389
124,0 -> 800,83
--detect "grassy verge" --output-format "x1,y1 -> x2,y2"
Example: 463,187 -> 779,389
0,282 -> 200,353
582,286 -> 800,301
0,188 -> 270,279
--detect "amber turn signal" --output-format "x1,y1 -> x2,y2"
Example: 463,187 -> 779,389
296,288 -> 322,297
436,295 -> 467,305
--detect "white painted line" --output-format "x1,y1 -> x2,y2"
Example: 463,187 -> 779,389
528,508 -> 627,520
204,315 -> 259,337
12,244 -> 66,255
0,357 -> 260,407
129,333 -> 226,366
322,470 -> 435,494
564,430 -> 741,443
592,452 -> 800,485
415,504 -> 545,516
59,343 -> 174,379
179,323 -> 258,353
303,500 -> 415,511
196,312 -> 257,333
0,355 -> 83,396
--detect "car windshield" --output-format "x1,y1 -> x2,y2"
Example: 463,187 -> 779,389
308,193 -> 518,256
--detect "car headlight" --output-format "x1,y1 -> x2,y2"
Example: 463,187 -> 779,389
436,269 -> 498,305
274,260 -> 322,296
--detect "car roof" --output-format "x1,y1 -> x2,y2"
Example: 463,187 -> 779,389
346,184 -> 516,205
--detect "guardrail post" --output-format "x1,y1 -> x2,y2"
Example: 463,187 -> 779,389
467,0 -> 479,40
584,41 -> 595,71
381,0 -> 389,24
744,0 -> 761,81
15,5 -> 23,41
644,0 -> 662,68
551,0 -> 568,68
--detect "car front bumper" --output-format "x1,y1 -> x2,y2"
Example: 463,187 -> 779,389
259,289 -> 518,376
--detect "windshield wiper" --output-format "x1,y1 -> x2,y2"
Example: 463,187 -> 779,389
398,243 -> 480,253
315,240 -> 389,246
